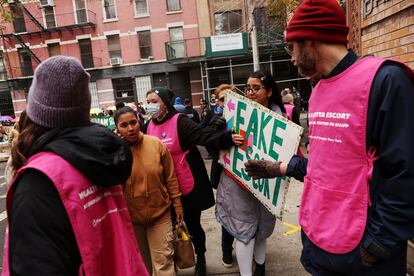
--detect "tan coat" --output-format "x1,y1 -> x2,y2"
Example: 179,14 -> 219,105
125,132 -> 182,225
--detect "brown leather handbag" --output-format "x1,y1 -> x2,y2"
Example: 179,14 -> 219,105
173,222 -> 196,269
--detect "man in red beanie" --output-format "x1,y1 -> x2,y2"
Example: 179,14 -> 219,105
245,0 -> 414,275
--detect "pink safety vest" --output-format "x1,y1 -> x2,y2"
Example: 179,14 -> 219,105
300,57 -> 414,254
2,152 -> 148,276
284,104 -> 294,120
147,113 -> 195,195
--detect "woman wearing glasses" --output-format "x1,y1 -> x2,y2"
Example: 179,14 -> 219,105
215,71 -> 286,276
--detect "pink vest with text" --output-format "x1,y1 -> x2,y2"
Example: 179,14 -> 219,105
147,114 -> 195,195
2,152 -> 148,276
299,57 -> 412,254
284,104 -> 294,120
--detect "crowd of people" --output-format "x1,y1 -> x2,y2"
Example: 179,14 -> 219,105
2,0 -> 414,276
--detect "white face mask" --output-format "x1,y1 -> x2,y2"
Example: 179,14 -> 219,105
146,103 -> 161,119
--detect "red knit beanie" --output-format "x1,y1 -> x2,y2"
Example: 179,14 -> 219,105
286,0 -> 349,45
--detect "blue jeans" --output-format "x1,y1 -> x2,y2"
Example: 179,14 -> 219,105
300,231 -> 407,276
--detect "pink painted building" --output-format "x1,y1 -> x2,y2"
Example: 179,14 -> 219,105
0,0 -> 304,117
0,0 -> 204,116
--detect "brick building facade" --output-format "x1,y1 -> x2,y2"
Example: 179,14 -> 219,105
347,0 -> 414,69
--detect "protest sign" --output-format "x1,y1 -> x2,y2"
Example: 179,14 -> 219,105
91,116 -> 115,130
219,91 -> 303,218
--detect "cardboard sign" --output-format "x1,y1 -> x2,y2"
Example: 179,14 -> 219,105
219,91 -> 303,218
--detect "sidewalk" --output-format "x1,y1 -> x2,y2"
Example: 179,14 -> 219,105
177,158 -> 307,276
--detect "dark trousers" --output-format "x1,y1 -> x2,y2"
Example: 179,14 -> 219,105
184,208 -> 206,257
300,231 -> 407,276
221,226 -> 234,257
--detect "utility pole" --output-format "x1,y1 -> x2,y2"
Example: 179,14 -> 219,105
248,0 -> 260,71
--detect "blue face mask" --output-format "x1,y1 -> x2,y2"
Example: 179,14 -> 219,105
146,103 -> 161,119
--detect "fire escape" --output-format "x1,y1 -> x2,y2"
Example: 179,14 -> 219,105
0,0 -> 96,81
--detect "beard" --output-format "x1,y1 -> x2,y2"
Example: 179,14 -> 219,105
297,54 -> 317,78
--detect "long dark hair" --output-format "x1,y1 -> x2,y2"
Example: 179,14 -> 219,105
248,71 -> 286,113
11,111 -> 50,171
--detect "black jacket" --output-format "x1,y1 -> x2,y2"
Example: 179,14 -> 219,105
183,106 -> 200,123
287,50 -> 414,260
144,111 -> 233,211
200,108 -> 213,127
9,123 -> 132,275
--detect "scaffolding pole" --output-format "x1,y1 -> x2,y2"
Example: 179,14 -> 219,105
248,0 -> 260,71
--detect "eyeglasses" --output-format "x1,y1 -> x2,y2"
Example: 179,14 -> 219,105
245,85 -> 265,94
284,43 -> 293,56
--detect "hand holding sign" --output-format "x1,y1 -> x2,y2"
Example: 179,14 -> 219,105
245,159 -> 283,180
231,133 -> 244,146
219,91 -> 303,218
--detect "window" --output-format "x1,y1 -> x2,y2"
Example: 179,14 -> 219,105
169,27 -> 185,58
11,5 -> 26,33
103,0 -> 117,20
255,7 -> 278,45
44,7 -> 56,28
89,82 -> 99,108
167,0 -> 180,12
113,78 -> 134,103
137,31 -> 152,59
0,88 -> 14,116
47,43 -> 61,57
0,51 -> 7,81
79,39 -> 94,68
74,0 -> 88,23
214,10 -> 242,34
18,48 -> 33,76
107,35 -> 121,59
135,75 -> 151,103
134,0 -> 148,16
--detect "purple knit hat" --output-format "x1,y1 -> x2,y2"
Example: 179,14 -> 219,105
27,56 -> 91,128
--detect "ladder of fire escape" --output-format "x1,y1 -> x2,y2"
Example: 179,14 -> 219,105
8,1 -> 44,64
12,34 -> 41,64
21,6 -> 46,32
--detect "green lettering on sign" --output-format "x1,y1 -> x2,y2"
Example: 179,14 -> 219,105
258,112 -> 273,154
232,147 -> 244,178
241,167 -> 251,181
263,178 -> 270,199
245,108 -> 258,146
235,101 -> 247,134
272,177 -> 285,206
245,146 -> 253,161
258,177 -> 264,192
269,119 -> 286,160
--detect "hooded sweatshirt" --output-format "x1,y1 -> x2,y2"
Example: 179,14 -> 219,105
125,132 -> 182,225
8,123 -> 132,275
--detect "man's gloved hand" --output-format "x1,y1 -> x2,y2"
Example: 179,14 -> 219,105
244,160 -> 282,179
360,245 -> 377,268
